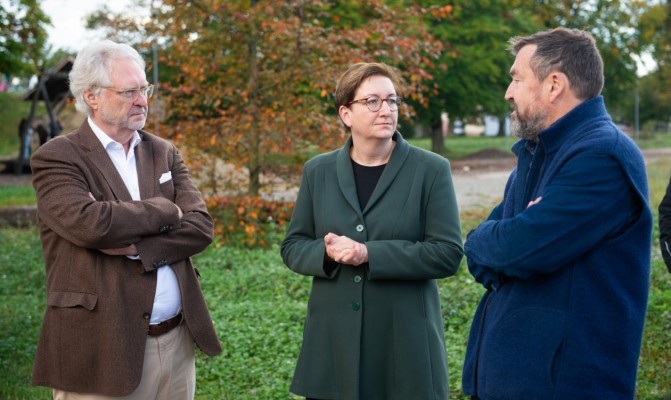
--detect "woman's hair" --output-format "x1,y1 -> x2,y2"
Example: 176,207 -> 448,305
508,27 -> 604,100
334,62 -> 401,132
69,40 -> 146,116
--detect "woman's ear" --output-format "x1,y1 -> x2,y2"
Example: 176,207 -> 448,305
338,105 -> 352,129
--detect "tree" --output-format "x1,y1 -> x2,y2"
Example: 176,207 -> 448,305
531,0 -> 651,121
637,0 -> 671,127
0,0 -> 50,78
139,0 -> 444,195
411,0 -> 542,151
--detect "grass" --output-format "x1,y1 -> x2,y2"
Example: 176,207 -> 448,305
409,135 -> 513,159
1,159 -> 671,399
0,185 -> 35,207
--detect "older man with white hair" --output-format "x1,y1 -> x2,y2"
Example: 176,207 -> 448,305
30,40 -> 221,400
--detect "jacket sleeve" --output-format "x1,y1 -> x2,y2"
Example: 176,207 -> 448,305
658,176 -> 671,273
281,163 -> 335,278
465,153 -> 640,281
134,145 -> 213,272
31,138 -> 181,249
365,161 -> 464,280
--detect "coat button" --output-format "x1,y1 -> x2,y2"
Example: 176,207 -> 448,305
356,224 -> 364,232
352,302 -> 361,311
143,313 -> 150,320
354,275 -> 362,283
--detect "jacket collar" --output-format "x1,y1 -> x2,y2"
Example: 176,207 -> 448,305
512,96 -> 608,157
76,119 -> 155,201
336,131 -> 410,215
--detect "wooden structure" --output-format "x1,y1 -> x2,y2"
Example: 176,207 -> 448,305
12,58 -> 73,174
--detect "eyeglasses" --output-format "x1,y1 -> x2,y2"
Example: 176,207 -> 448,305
99,84 -> 154,101
347,95 -> 402,112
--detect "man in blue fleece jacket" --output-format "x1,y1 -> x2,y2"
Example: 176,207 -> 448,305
462,28 -> 652,399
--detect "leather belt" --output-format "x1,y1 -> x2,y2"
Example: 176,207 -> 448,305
148,312 -> 183,337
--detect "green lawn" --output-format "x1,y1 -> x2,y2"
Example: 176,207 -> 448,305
1,159 -> 671,399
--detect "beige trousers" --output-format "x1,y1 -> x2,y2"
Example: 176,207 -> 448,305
53,323 -> 195,400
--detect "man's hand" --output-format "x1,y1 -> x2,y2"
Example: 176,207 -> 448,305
324,233 -> 368,266
527,196 -> 542,208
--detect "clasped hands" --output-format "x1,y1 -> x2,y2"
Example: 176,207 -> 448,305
324,232 -> 368,266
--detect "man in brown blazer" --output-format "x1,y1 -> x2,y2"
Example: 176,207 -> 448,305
30,40 -> 221,399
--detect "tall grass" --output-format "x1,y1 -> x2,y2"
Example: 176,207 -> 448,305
1,159 -> 671,399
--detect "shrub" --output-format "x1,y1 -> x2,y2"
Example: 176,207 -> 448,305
206,196 -> 294,248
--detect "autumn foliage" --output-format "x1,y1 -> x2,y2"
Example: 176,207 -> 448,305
104,0 -> 453,246
148,0 -> 447,197
206,195 -> 294,248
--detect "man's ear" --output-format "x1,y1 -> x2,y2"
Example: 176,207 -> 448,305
547,72 -> 569,102
84,89 -> 99,111
338,105 -> 352,129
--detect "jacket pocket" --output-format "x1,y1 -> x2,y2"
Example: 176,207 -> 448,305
479,307 -> 565,398
47,291 -> 98,311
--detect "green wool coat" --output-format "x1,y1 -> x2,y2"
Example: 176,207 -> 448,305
281,132 -> 464,400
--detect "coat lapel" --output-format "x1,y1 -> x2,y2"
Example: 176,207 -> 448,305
336,132 -> 410,216
135,132 -> 156,200
78,121 -> 133,201
363,131 -> 409,214
336,137 -> 363,216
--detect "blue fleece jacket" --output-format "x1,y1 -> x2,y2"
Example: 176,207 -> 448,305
462,96 -> 652,399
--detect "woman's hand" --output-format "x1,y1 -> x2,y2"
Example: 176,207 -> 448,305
324,233 -> 368,266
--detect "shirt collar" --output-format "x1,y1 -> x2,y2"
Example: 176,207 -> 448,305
88,117 -> 141,150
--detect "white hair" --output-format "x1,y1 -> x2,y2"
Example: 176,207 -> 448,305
69,40 -> 146,116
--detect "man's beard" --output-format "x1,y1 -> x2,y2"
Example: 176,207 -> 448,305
509,101 -> 546,142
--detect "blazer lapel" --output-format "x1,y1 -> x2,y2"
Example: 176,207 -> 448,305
135,132 -> 156,200
78,121 -> 133,201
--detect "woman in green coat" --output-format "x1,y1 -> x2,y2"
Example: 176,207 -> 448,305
281,62 -> 464,400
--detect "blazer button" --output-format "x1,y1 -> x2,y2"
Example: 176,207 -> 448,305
354,275 -> 362,283
352,302 -> 361,311
143,313 -> 150,320
356,224 -> 364,232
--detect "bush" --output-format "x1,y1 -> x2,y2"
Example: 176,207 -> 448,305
206,196 -> 294,248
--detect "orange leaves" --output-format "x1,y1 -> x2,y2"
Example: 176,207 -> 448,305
207,195 -> 295,248
431,4 -> 454,19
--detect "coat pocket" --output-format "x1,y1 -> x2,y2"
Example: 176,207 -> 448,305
47,291 -> 98,311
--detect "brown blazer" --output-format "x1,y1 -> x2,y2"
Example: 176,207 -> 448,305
29,121 -> 222,396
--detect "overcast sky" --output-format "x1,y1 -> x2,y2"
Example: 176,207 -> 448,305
41,0 -> 135,52
39,0 -> 656,75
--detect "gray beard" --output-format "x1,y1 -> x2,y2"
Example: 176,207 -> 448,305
510,111 -> 546,142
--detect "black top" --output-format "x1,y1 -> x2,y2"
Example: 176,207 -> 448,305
351,159 -> 386,210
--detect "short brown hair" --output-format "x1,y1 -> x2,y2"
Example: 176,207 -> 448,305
508,28 -> 604,100
334,63 -> 401,131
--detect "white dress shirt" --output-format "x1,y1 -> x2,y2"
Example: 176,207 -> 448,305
89,118 -> 181,324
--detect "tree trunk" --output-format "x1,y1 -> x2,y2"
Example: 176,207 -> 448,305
247,15 -> 261,196
430,125 -> 445,154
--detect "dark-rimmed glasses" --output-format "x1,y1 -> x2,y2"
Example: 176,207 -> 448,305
99,84 -> 154,101
347,95 -> 402,112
